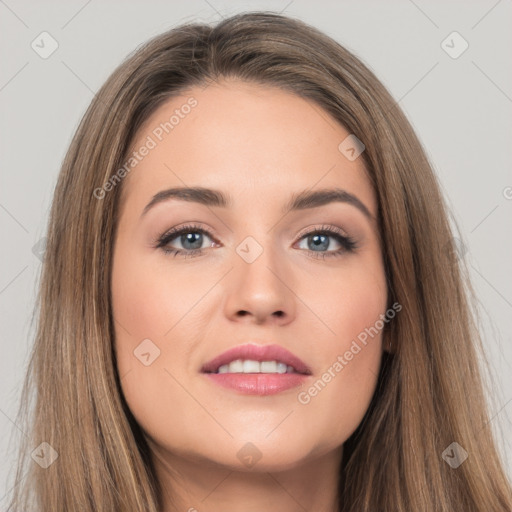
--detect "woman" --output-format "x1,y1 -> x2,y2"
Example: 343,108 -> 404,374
7,11 -> 512,512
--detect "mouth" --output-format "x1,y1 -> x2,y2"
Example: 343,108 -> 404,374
200,343 -> 312,396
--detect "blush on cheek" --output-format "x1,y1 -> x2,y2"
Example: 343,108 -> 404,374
325,295 -> 386,349
112,257 -> 172,339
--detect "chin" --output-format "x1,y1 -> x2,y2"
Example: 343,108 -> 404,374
188,435 -> 327,473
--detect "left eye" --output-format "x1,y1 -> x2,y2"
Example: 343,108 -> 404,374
296,232 -> 343,252
156,225 -> 215,256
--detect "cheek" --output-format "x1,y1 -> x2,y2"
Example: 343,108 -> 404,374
310,253 -> 387,350
110,248 -> 207,445
111,247 -> 214,349
294,259 -> 387,443
110,252 -> 202,397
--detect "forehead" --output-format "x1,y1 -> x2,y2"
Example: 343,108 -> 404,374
120,79 -> 376,217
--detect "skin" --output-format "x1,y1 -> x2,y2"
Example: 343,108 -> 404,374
111,79 -> 388,512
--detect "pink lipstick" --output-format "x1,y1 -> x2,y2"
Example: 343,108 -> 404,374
201,343 -> 312,396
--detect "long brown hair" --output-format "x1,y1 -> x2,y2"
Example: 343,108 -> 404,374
7,11 -> 512,511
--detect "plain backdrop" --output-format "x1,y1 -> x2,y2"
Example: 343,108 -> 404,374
1,0 -> 511,503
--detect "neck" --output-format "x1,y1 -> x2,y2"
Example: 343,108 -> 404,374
148,442 -> 343,512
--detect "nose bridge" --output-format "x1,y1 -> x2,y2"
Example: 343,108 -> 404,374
222,227 -> 296,324
230,206 -> 281,267
234,230 -> 285,288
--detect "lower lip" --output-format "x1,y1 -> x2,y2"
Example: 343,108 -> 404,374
203,373 -> 309,395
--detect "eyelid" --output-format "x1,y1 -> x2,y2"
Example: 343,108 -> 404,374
153,222 -> 217,246
295,223 -> 351,240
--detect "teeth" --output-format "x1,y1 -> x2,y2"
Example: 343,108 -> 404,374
228,359 -> 244,373
260,361 -> 277,373
243,360 -> 260,373
216,359 -> 297,374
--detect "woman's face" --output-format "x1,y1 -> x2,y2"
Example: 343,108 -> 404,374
111,80 -> 388,472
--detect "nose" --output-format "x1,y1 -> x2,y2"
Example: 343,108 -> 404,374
222,240 -> 296,326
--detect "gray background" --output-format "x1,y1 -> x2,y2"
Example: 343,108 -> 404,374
1,0 -> 511,503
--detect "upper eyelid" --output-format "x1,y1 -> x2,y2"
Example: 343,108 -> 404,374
296,223 -> 351,239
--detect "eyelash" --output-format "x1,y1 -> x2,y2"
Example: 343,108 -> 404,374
155,223 -> 358,260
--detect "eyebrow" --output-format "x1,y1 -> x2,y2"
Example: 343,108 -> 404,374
141,186 -> 373,220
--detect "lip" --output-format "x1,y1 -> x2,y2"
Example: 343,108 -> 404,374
200,343 -> 312,375
204,373 -> 310,395
200,343 -> 312,396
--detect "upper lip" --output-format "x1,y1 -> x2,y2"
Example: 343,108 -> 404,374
201,343 -> 312,375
